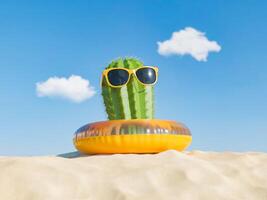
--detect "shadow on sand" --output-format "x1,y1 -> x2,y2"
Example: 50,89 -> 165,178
57,151 -> 93,158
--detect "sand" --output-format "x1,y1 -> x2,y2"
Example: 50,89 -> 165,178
0,150 -> 267,200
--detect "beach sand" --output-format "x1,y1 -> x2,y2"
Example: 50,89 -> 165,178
0,150 -> 267,200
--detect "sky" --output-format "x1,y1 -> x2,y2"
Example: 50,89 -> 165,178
1,0 -> 267,155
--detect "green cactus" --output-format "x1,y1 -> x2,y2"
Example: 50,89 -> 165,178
101,58 -> 155,120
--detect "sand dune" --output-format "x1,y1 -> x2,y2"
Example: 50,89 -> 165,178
1,150 -> 267,200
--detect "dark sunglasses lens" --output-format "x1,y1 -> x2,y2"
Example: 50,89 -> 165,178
136,68 -> 157,84
107,69 -> 129,86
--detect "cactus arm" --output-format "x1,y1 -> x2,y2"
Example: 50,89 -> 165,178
102,58 -> 131,120
110,86 -> 131,119
124,58 -> 154,119
134,82 -> 154,119
119,86 -> 131,119
141,86 -> 154,119
102,81 -> 129,120
124,59 -> 143,119
126,77 -> 142,119
101,78 -> 116,120
110,58 -> 131,119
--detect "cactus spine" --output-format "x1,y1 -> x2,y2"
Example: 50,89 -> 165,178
101,58 -> 155,120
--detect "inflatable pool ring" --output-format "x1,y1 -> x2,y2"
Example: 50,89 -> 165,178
73,58 -> 192,154
74,119 -> 192,154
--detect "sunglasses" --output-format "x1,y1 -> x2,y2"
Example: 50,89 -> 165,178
101,66 -> 158,88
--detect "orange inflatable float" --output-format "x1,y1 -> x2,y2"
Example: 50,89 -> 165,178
74,119 -> 192,154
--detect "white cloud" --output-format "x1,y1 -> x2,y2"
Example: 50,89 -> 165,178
157,27 -> 221,61
36,75 -> 96,103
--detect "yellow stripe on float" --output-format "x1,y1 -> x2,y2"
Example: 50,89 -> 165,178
74,134 -> 192,154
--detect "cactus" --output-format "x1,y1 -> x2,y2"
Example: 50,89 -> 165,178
101,58 -> 155,120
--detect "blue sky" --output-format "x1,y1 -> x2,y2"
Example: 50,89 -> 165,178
1,1 -> 267,155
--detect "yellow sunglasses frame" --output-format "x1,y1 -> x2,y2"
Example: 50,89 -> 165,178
101,66 -> 159,88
